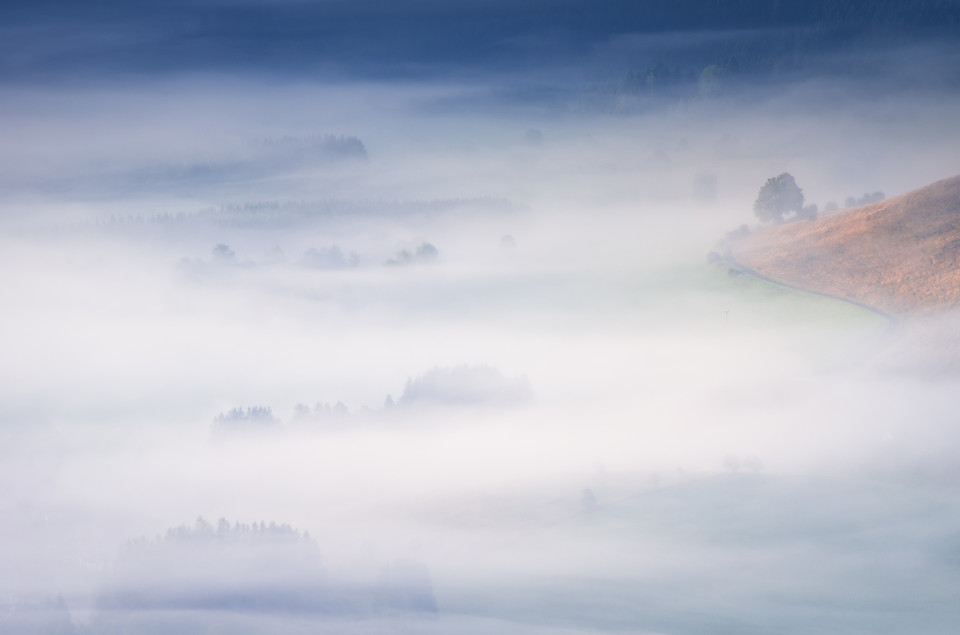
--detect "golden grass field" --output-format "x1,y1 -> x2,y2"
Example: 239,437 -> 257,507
734,174 -> 960,315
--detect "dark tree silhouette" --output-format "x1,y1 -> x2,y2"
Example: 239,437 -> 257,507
211,243 -> 236,263
754,173 -> 805,224
415,242 -> 439,261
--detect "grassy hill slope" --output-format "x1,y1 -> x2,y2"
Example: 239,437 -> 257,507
734,174 -> 960,315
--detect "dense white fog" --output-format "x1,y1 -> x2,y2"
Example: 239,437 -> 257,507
2,40 -> 960,634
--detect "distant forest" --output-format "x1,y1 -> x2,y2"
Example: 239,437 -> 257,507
95,198 -> 514,233
7,0 -> 957,34
2,0 -> 957,78
541,0 -> 960,31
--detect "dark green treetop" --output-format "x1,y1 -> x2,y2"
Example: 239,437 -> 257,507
754,173 -> 805,224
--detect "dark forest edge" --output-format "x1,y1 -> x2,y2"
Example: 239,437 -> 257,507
2,0 -> 959,82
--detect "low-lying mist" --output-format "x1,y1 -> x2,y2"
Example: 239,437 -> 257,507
2,39 -> 960,634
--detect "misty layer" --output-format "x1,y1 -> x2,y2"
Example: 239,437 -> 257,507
1,15 -> 960,635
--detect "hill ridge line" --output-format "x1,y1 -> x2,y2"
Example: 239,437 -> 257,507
733,173 -> 960,316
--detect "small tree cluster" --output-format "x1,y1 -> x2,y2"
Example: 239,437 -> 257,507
302,245 -> 360,269
211,243 -> 236,263
845,191 -> 885,208
212,406 -> 278,432
400,365 -> 531,408
292,401 -> 350,423
385,242 -> 439,266
162,517 -> 311,546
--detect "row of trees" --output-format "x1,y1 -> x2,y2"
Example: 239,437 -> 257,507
182,241 -> 447,275
384,242 -> 439,266
753,173 -> 884,225
247,134 -> 367,160
211,366 -> 531,435
399,365 -> 531,407
162,517 -> 311,545
96,517 -> 436,627
204,243 -> 437,269
212,407 -> 279,433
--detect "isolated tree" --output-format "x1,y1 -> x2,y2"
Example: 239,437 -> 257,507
415,242 -> 438,261
211,243 -> 235,263
753,173 -> 804,224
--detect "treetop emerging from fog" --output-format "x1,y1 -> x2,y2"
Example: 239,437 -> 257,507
754,173 -> 814,224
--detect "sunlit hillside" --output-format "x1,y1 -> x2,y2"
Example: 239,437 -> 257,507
736,174 -> 960,314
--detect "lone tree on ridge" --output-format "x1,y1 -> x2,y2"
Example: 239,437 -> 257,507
753,173 -> 804,224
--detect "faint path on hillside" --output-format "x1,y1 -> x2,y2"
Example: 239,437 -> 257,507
723,247 -> 900,335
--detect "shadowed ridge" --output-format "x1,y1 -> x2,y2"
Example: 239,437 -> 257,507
734,173 -> 960,315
